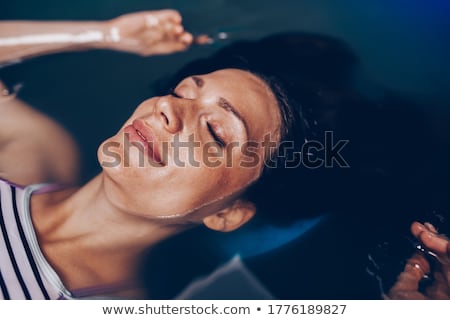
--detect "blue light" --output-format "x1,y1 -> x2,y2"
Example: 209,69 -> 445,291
212,215 -> 326,258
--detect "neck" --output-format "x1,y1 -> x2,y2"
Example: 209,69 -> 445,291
32,173 -> 191,292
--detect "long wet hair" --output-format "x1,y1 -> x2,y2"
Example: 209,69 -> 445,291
161,32 -> 440,225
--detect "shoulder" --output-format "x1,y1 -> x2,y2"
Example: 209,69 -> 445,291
0,98 -> 80,186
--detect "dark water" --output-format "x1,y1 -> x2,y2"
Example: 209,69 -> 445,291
1,0 -> 450,299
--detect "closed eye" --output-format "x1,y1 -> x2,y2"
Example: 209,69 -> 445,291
169,86 -> 226,147
207,123 -> 225,147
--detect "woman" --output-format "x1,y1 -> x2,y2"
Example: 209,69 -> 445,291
1,10 -> 449,300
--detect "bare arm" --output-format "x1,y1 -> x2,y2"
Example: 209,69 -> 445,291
0,10 -> 193,64
0,20 -> 104,64
0,10 -> 194,185
0,81 -> 80,185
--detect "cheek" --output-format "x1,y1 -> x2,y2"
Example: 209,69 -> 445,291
98,136 -> 121,170
165,164 -> 231,211
194,142 -> 262,190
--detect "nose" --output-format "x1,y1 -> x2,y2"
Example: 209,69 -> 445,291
155,96 -> 183,134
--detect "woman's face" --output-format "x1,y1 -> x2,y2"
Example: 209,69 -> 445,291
98,68 -> 281,220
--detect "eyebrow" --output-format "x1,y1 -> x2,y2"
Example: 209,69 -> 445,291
191,76 -> 204,88
191,76 -> 249,138
217,97 -> 249,137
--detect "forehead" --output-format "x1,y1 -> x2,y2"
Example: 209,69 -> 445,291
203,68 -> 269,97
194,68 -> 281,141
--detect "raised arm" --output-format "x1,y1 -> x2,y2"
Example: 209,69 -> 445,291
0,80 -> 80,186
0,10 -> 193,64
0,10 -> 194,186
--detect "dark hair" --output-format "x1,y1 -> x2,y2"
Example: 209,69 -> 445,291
162,32 -> 439,226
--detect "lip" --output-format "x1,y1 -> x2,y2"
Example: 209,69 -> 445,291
123,119 -> 164,165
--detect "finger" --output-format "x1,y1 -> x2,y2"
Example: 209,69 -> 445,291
166,40 -> 191,52
194,34 -> 214,45
389,254 -> 430,294
141,39 -> 190,56
408,254 -> 431,275
424,222 -> 438,233
142,25 -> 184,45
412,221 -> 444,236
391,266 -> 421,292
411,221 -> 427,238
387,262 -> 427,300
152,9 -> 182,24
179,32 -> 193,45
174,24 -> 184,34
163,22 -> 184,35
143,12 -> 179,29
418,230 -> 450,256
158,9 -> 183,23
425,271 -> 450,299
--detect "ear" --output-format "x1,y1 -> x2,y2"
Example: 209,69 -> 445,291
202,199 -> 256,232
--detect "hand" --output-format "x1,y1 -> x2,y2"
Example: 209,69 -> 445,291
386,221 -> 450,299
100,10 -> 193,56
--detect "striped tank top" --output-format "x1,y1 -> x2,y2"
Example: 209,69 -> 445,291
0,179 -> 73,299
0,179 -> 137,300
